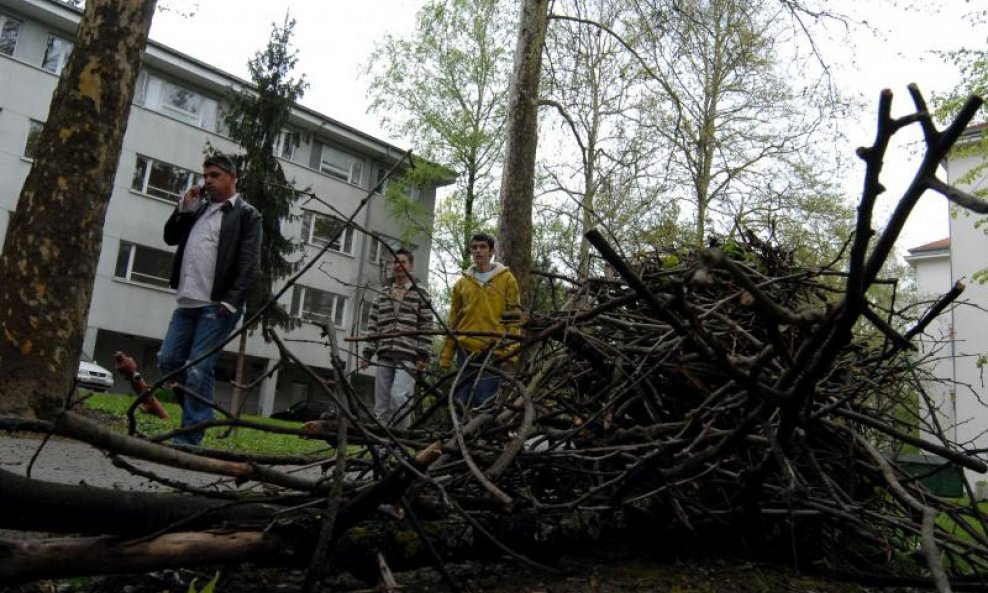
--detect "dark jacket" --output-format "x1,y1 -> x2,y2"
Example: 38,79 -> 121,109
164,197 -> 262,310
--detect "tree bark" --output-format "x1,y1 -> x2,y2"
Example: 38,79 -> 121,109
230,329 -> 250,419
0,0 -> 158,418
0,531 -> 290,584
0,467 -> 281,536
497,0 -> 549,306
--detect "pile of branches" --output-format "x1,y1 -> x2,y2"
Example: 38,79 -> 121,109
4,87 -> 988,593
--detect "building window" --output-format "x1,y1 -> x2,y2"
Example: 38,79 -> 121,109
374,166 -> 388,195
137,73 -> 219,131
374,167 -> 421,201
275,129 -> 301,161
319,144 -> 363,184
23,120 -> 44,159
404,184 -> 422,202
114,242 -> 174,289
131,155 -> 199,202
358,300 -> 372,333
301,211 -> 354,254
0,15 -> 21,56
41,34 -> 72,74
368,235 -> 400,265
291,285 -> 347,327
162,84 -> 203,122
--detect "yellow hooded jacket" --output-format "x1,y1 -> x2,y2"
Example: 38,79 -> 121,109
440,262 -> 522,367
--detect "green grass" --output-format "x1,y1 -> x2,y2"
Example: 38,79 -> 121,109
79,391 -> 333,456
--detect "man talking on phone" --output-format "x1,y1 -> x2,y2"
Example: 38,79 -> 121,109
158,154 -> 262,445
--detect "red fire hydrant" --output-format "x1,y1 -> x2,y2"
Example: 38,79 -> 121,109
113,351 -> 169,420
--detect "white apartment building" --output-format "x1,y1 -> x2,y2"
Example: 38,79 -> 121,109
906,124 -> 988,490
0,0 -> 447,416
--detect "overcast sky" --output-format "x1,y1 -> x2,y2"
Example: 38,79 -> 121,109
147,0 -> 987,256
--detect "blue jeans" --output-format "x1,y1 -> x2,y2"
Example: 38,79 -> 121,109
158,305 -> 240,445
455,349 -> 500,408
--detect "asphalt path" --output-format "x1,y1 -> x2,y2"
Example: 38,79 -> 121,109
0,436 -> 226,491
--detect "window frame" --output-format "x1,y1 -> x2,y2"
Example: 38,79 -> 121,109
0,14 -> 21,57
404,184 -> 423,202
23,119 -> 44,159
368,234 -> 400,266
374,166 -> 388,195
290,285 -> 348,328
138,72 -> 219,131
274,129 -> 301,162
41,33 -> 73,75
358,300 -> 373,333
301,211 -> 355,255
160,83 -> 204,124
130,155 -> 200,203
319,144 -> 363,185
114,241 -> 175,290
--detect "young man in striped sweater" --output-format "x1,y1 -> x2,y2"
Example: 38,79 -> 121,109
360,248 -> 434,429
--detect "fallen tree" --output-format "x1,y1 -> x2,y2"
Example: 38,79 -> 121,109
3,86 -> 988,593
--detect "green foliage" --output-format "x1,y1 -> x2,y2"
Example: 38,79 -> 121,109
187,572 -> 220,593
934,36 -> 988,128
220,16 -> 309,333
64,576 -> 93,591
933,7 -> 988,287
383,161 -> 448,247
366,0 -> 514,291
81,392 -> 331,456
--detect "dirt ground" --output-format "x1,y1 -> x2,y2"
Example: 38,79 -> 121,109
2,556 -> 938,593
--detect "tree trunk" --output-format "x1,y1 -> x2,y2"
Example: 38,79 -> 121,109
577,125 -> 598,280
0,0 -> 157,418
497,0 -> 549,306
0,467 -> 281,536
462,162 -> 477,268
0,531 -> 290,584
230,329 -> 250,418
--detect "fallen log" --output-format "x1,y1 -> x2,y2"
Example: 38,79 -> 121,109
0,468 -> 281,536
0,531 -> 290,584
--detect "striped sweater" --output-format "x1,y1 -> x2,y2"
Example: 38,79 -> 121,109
362,280 -> 434,363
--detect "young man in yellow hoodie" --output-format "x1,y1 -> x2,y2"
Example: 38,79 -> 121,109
439,233 -> 522,407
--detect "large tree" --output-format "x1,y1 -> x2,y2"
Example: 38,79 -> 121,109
0,0 -> 157,418
631,0 -> 845,247
539,0 -> 677,280
366,0 -> 514,295
498,0 -> 550,305
221,16 -> 308,415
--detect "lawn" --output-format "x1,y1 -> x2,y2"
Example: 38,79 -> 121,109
79,391 -> 333,456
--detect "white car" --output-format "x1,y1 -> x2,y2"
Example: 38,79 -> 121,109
77,356 -> 115,392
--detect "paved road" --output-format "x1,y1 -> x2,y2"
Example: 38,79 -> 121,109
0,436 -> 279,491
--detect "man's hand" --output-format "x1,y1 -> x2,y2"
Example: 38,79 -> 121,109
358,358 -> 370,370
416,359 -> 429,371
181,185 -> 204,211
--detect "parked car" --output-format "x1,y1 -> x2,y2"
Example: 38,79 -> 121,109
77,355 -> 115,392
270,399 -> 336,422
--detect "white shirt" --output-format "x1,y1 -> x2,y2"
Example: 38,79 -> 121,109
176,194 -> 239,310
472,267 -> 496,284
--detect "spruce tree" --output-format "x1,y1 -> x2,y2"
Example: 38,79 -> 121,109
221,16 -> 308,414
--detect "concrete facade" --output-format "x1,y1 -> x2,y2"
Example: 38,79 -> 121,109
0,0 -> 442,416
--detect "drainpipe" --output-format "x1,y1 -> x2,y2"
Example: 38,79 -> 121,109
348,159 -> 379,373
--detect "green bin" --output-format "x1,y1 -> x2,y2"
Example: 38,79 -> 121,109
897,454 -> 965,498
